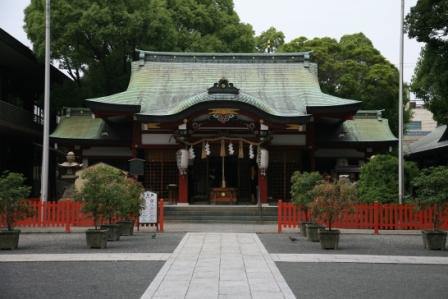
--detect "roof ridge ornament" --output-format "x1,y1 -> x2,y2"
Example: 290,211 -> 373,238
208,78 -> 239,95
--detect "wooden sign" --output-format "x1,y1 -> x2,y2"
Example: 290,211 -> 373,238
139,191 -> 158,223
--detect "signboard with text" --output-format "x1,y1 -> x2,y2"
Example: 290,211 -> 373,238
139,191 -> 158,224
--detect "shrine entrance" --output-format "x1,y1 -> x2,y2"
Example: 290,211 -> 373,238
188,148 -> 258,205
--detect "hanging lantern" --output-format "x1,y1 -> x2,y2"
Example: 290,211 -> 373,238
238,140 -> 244,159
257,148 -> 269,176
176,149 -> 189,175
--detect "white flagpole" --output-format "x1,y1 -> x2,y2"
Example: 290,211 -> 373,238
40,0 -> 51,213
398,0 -> 405,204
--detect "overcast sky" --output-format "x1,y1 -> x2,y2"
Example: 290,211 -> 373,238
1,0 -> 422,84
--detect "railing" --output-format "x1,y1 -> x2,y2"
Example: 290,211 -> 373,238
1,199 -> 165,233
277,200 -> 448,233
0,100 -> 41,133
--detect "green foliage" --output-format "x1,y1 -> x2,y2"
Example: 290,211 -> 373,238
280,33 -> 411,135
309,180 -> 356,230
406,0 -> 448,124
75,164 -> 125,228
24,0 -> 255,107
357,155 -> 419,203
255,27 -> 285,53
412,166 -> 448,230
290,171 -> 323,215
116,178 -> 145,219
0,172 -> 32,231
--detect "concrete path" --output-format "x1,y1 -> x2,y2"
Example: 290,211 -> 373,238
0,253 -> 170,262
271,253 -> 448,265
141,232 -> 295,299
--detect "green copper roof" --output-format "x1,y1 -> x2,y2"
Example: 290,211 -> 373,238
407,125 -> 448,155
318,111 -> 397,143
85,51 -> 360,118
51,115 -> 105,140
339,118 -> 397,142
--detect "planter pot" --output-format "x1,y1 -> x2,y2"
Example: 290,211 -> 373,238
117,221 -> 134,236
300,222 -> 313,237
86,229 -> 108,249
319,229 -> 340,250
100,224 -> 121,241
422,230 -> 447,250
306,224 -> 321,242
0,230 -> 20,250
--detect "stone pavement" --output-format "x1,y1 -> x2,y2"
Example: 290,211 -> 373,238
140,232 -> 295,299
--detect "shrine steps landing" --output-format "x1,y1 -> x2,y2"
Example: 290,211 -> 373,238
164,205 -> 277,223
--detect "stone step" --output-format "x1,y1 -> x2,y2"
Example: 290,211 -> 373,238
163,205 -> 278,223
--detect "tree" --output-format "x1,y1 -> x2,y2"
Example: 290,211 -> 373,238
24,0 -> 255,107
255,27 -> 285,53
406,0 -> 448,124
75,164 -> 125,229
0,172 -> 32,231
280,33 -> 410,135
290,171 -> 323,221
309,180 -> 356,231
117,177 -> 144,220
412,166 -> 448,231
357,155 -> 418,203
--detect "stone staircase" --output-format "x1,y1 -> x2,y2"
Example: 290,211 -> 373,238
164,205 -> 278,223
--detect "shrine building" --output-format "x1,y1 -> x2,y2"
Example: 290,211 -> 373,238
51,51 -> 396,204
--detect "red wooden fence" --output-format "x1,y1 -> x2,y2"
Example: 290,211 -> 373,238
277,200 -> 448,233
1,199 -> 165,233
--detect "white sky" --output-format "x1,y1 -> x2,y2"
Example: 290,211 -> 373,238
1,0 -> 422,84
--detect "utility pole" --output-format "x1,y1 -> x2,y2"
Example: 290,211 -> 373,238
40,0 -> 51,207
398,0 -> 405,204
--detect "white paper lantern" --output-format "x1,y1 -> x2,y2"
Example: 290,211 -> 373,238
257,148 -> 269,175
176,149 -> 189,174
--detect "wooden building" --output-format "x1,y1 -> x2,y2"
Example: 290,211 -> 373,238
0,28 -> 67,197
51,51 -> 396,204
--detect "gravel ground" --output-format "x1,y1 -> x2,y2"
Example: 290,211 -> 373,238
0,232 -> 184,254
0,261 -> 163,299
258,233 -> 448,256
277,262 -> 448,299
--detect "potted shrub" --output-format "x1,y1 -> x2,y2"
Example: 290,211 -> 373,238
116,178 -> 144,236
412,166 -> 448,250
309,180 -> 356,249
290,171 -> 322,238
75,164 -> 124,248
99,177 -> 127,242
0,172 -> 32,250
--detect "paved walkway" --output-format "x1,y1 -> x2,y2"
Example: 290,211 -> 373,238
141,233 -> 295,299
271,253 -> 448,265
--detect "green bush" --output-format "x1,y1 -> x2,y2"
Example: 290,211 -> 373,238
357,155 -> 418,203
0,172 -> 32,231
309,180 -> 357,230
412,166 -> 448,231
75,164 -> 125,228
116,177 -> 144,220
290,171 -> 323,221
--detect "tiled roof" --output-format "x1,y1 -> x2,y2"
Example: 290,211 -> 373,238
318,111 -> 397,143
85,51 -> 360,118
407,125 -> 448,155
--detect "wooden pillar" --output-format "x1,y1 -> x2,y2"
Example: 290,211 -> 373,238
306,119 -> 316,171
178,174 -> 188,204
258,171 -> 268,204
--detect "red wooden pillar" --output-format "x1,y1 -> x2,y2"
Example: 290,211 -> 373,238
258,171 -> 268,204
178,174 -> 188,204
